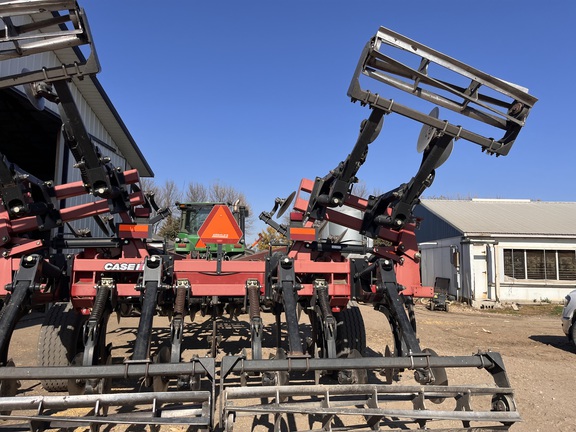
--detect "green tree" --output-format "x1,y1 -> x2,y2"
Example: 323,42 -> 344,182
254,226 -> 288,251
158,215 -> 180,239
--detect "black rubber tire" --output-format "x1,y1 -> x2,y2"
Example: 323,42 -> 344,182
570,322 -> 576,348
334,303 -> 366,356
37,303 -> 86,392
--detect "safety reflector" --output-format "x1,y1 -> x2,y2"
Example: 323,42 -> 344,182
118,224 -> 151,239
198,205 -> 243,245
289,227 -> 316,241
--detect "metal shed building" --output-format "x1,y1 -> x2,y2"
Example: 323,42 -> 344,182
1,5 -> 153,236
414,199 -> 576,305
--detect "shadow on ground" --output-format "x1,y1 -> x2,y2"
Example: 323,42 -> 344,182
529,334 -> 576,354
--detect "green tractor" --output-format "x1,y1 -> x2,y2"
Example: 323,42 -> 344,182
174,201 -> 248,257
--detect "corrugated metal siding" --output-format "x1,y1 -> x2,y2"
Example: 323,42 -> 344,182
414,205 -> 462,242
419,236 -> 461,296
68,84 -> 121,154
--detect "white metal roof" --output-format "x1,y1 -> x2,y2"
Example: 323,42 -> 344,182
419,199 -> 576,237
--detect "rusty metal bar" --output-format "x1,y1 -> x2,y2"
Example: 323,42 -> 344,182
223,383 -> 519,430
0,390 -> 210,411
0,391 -> 212,430
224,383 -> 514,399
0,358 -> 215,380
221,354 -> 497,378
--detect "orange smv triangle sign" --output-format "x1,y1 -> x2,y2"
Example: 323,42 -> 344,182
197,205 -> 243,245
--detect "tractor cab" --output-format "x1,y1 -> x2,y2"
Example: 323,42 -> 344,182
174,201 -> 248,257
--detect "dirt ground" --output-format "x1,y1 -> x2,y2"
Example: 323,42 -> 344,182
390,302 -> 574,432
5,301 -> 574,431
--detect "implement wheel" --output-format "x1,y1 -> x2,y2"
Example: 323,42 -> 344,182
334,303 -> 367,384
334,302 -> 366,356
37,303 -> 86,392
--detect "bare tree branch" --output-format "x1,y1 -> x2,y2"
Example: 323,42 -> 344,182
186,182 -> 209,202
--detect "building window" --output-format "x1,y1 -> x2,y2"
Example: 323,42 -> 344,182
545,251 -> 557,280
504,249 -> 576,281
526,250 -> 544,279
504,249 -> 525,279
558,251 -> 576,280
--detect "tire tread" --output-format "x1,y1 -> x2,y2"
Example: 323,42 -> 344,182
37,303 -> 84,392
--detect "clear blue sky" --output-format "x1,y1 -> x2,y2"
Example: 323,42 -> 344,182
82,1 -> 575,239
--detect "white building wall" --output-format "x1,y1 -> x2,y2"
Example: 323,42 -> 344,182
421,235 -> 576,305
494,238 -> 576,303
